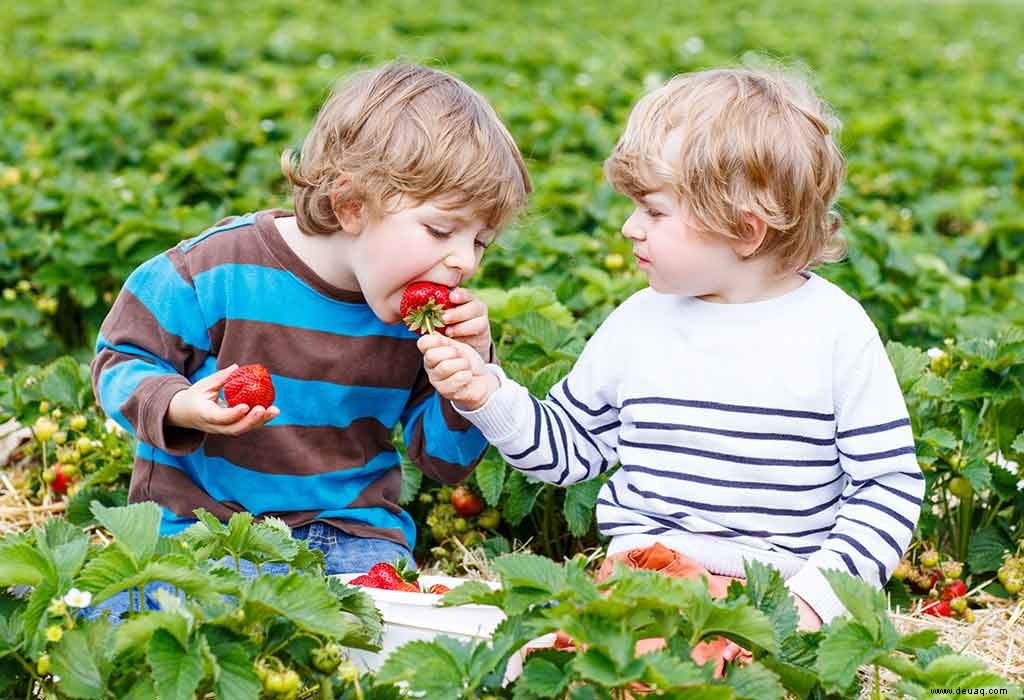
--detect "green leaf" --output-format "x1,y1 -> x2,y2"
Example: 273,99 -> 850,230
65,487 -> 127,526
821,570 -> 888,640
398,455 -> 422,505
148,629 -> 205,700
0,542 -> 53,586
492,553 -> 567,593
739,560 -> 799,643
50,624 -> 111,699
438,580 -> 503,607
1010,431 -> 1024,456
814,620 -> 881,694
572,648 -> 644,685
967,527 -> 1013,573
474,452 -> 507,507
91,501 -> 161,565
886,342 -> 928,393
919,427 -> 957,450
77,546 -> 139,602
518,657 -> 569,697
375,639 -> 467,696
898,629 -> 939,652
724,661 -> 785,700
962,458 -> 992,493
114,611 -> 190,657
204,631 -> 261,700
502,471 -> 544,526
641,651 -> 707,688
245,572 -> 360,638
563,479 -> 602,537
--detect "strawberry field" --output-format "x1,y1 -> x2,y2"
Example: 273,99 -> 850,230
2,0 -> 1023,697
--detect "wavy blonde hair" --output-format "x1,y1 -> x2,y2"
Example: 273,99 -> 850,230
605,65 -> 846,273
283,62 -> 531,235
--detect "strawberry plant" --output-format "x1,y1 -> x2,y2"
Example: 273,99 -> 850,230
375,554 -> 1022,698
0,502 -> 384,699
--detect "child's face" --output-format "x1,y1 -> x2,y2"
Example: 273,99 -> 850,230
620,186 -> 741,298
348,197 -> 494,324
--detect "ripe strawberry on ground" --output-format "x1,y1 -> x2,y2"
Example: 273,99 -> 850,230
348,574 -> 382,587
223,364 -> 276,408
941,579 -> 968,600
400,282 -> 452,335
451,485 -> 484,517
922,599 -> 952,617
427,584 -> 451,595
44,463 -> 75,495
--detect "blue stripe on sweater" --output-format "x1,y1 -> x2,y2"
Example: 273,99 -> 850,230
122,255 -> 210,351
147,445 -> 400,515
192,265 -> 413,339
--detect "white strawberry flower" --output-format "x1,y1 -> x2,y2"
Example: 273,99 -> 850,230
63,588 -> 92,608
926,347 -> 946,360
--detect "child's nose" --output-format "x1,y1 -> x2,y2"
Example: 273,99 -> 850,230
444,242 -> 477,276
621,214 -> 646,241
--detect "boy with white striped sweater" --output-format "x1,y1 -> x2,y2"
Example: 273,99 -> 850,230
418,66 -> 924,632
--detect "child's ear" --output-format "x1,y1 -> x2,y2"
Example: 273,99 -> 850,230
329,184 -> 365,234
732,212 -> 768,259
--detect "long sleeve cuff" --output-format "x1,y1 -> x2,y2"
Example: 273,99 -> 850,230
785,563 -> 850,624
453,364 -> 527,446
137,375 -> 206,456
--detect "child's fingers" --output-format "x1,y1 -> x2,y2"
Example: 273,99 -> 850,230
201,401 -> 250,426
423,345 -> 459,370
416,333 -> 446,354
193,364 -> 239,391
444,316 -> 489,339
441,296 -> 485,326
433,356 -> 470,379
221,405 -> 268,435
436,370 -> 473,397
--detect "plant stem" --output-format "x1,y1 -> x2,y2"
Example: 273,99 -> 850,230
873,664 -> 881,700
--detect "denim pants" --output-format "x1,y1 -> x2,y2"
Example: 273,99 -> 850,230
82,521 -> 413,621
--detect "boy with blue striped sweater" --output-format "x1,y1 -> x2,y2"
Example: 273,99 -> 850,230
419,67 -> 924,635
91,62 -> 531,578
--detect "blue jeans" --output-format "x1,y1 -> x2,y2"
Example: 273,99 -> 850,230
82,522 -> 413,621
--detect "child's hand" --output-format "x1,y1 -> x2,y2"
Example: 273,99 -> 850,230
167,364 -> 280,436
417,333 -> 499,411
440,287 -> 493,363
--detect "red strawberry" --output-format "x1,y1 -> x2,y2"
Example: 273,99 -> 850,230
368,560 -> 419,591
223,364 -> 275,408
400,282 -> 452,335
450,486 -> 484,517
49,463 -> 74,495
427,584 -> 451,595
349,574 -> 382,588
941,579 -> 968,600
922,599 -> 952,617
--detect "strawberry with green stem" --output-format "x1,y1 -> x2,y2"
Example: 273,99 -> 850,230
401,282 -> 452,335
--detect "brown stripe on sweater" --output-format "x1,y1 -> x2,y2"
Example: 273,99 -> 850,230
129,458 -> 237,521
345,469 -> 403,512
202,420 -> 396,475
208,318 -> 423,387
405,418 -> 481,484
97,289 -> 209,377
181,219 -> 288,277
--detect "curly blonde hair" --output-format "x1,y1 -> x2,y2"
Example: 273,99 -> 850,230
283,62 -> 531,235
605,65 -> 846,273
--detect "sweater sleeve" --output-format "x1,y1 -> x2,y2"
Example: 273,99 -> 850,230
90,247 -> 211,455
454,310 -> 624,486
786,330 -> 924,623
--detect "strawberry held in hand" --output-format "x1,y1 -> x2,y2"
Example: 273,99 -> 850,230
223,364 -> 275,409
401,282 -> 452,335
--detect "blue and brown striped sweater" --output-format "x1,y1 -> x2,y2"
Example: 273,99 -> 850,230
91,210 -> 488,547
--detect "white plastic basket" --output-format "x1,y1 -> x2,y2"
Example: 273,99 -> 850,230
333,573 -> 554,682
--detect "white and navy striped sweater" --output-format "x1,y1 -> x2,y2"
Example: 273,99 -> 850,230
458,273 -> 924,622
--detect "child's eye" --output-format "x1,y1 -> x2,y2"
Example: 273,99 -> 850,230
475,239 -> 490,251
425,225 -> 453,238
646,208 -> 664,219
